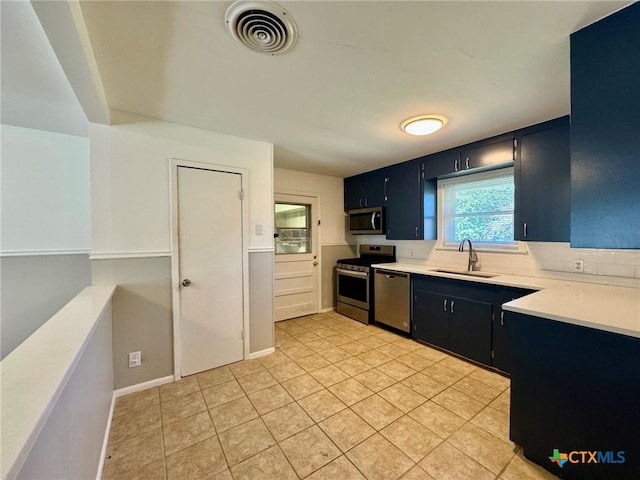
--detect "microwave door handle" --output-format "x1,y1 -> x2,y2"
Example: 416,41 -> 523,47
371,212 -> 376,230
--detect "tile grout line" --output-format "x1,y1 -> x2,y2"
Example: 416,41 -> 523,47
107,313 -> 536,480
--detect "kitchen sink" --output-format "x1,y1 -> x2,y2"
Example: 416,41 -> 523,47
432,269 -> 498,278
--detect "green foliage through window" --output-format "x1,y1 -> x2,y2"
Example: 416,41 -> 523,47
442,170 -> 515,245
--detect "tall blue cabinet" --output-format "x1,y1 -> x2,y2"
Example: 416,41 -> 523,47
570,3 -> 640,249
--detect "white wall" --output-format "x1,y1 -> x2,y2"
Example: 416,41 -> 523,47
1,124 -> 90,253
0,125 -> 91,358
90,111 -> 273,254
89,113 -> 275,386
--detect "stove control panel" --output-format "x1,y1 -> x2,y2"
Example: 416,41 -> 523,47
337,263 -> 370,273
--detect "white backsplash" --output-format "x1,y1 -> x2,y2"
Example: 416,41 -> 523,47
356,236 -> 640,288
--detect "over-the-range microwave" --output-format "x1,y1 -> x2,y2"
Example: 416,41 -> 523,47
348,207 -> 385,235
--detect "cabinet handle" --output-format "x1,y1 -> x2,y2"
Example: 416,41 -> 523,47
451,300 -> 455,314
443,299 -> 448,312
359,198 -> 363,208
384,177 -> 388,201
500,311 -> 504,326
415,226 -> 419,237
365,198 -> 368,207
466,157 -> 470,169
454,159 -> 459,172
523,222 -> 528,237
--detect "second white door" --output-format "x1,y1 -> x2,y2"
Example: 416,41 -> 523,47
274,193 -> 320,321
177,166 -> 244,377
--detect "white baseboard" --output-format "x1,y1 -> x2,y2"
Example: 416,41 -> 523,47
114,375 -> 175,398
95,392 -> 116,480
320,307 -> 334,313
248,347 -> 275,360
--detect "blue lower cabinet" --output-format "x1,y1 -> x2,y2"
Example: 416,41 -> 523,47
448,296 -> 492,365
412,276 -> 494,366
509,312 -> 640,479
413,289 -> 450,349
492,288 -> 536,374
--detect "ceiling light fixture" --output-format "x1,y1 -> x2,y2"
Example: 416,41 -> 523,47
401,115 -> 446,136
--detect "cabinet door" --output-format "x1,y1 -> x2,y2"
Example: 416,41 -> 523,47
462,139 -> 514,171
385,160 -> 422,240
362,169 -> 386,208
423,178 -> 437,240
413,290 -> 449,349
509,311 -> 640,479
344,175 -> 363,211
570,3 -> 640,249
492,306 -> 509,373
448,296 -> 493,365
515,122 -> 570,242
493,288 -> 536,373
421,150 -> 460,179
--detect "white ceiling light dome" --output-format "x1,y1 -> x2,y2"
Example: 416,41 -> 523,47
401,115 -> 447,136
225,1 -> 298,55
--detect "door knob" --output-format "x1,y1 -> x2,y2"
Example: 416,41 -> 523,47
181,279 -> 191,287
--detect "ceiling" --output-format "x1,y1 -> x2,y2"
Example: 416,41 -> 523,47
2,1 -> 632,177
0,1 -> 88,137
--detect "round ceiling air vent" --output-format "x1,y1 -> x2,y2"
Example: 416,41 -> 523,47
225,1 -> 298,55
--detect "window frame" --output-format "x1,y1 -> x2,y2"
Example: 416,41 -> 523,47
436,167 -> 527,253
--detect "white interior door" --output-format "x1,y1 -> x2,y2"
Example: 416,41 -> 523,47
177,166 -> 244,376
274,193 -> 320,321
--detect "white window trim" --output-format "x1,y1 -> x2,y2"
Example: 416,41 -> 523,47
435,167 -> 528,254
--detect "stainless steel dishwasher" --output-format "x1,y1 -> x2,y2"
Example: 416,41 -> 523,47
374,269 -> 410,332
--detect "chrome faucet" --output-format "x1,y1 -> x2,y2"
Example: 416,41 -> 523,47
458,238 -> 478,271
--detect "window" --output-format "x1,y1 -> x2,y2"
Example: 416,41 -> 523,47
440,168 -> 516,249
275,203 -> 311,254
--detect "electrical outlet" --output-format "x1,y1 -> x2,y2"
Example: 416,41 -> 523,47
573,260 -> 584,273
129,351 -> 141,368
410,249 -> 414,257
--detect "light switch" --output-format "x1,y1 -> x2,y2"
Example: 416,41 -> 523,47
256,224 -> 263,235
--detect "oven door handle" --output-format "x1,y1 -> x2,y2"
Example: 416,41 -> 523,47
371,212 -> 376,230
337,268 -> 369,278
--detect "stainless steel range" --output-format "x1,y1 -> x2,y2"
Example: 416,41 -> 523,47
336,245 -> 396,324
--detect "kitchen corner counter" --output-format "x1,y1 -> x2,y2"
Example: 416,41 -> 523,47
372,262 -> 640,339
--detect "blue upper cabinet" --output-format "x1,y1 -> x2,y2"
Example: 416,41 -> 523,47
344,175 -> 364,211
343,168 -> 386,211
385,160 -> 423,240
362,169 -> 387,208
461,138 -> 514,172
514,117 -> 570,242
570,3 -> 640,249
420,137 -> 514,180
421,149 -> 460,179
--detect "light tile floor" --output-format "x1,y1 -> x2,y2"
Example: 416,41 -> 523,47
102,311 -> 559,480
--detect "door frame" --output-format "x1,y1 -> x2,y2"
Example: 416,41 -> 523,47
170,158 -> 250,380
274,189 -> 322,319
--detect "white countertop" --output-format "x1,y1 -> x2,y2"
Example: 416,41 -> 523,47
373,263 -> 640,338
1,285 -> 116,480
